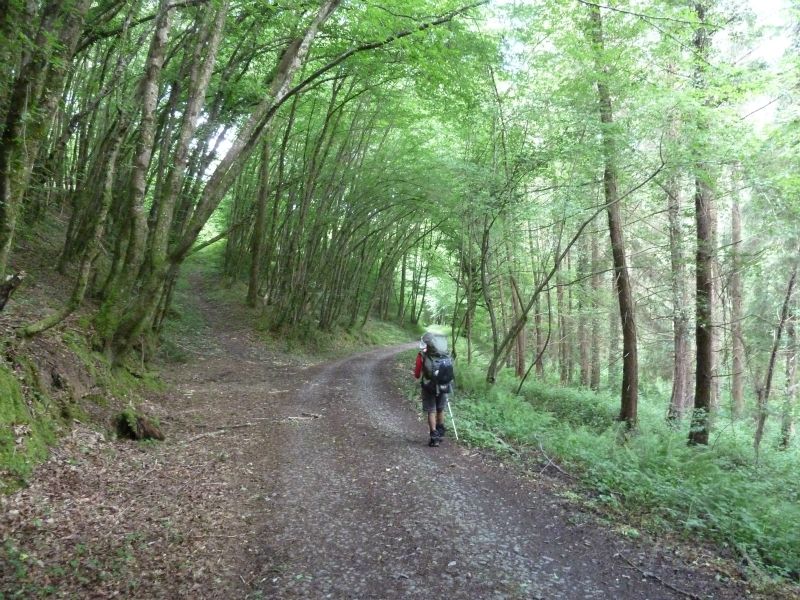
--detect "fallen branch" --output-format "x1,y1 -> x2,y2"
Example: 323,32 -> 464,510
287,412 -> 322,421
537,441 -> 576,479
617,552 -> 703,600
184,424 -> 263,443
184,413 -> 323,440
184,430 -> 229,443
534,438 -> 578,481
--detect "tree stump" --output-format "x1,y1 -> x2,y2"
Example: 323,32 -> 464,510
0,271 -> 26,311
116,409 -> 165,441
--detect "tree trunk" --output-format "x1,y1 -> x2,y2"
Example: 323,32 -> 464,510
754,263 -> 797,456
690,176 -> 715,445
781,318 -> 797,449
416,262 -> 430,325
248,138 -> 271,306
730,189 -> 745,418
168,0 -> 343,266
710,183 -> 722,413
110,0 -> 342,360
590,4 -> 638,427
666,168 -> 691,421
608,276 -> 620,390
22,120 -> 126,336
124,0 -> 174,277
510,275 -> 526,378
689,2 -> 714,446
497,261 -> 511,368
528,221 -> 546,378
590,227 -> 601,389
0,0 -> 92,279
557,257 -> 569,384
578,236 -> 590,386
485,205 -> 602,383
534,294 -> 545,377
397,251 -> 407,320
481,215 -> 500,361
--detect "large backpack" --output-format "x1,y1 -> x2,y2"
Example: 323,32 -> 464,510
421,333 -> 454,394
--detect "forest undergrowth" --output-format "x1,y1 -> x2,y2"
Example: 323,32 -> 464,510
161,250 -> 420,361
419,348 -> 800,592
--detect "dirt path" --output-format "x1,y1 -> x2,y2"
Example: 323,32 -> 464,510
1,285 -> 756,599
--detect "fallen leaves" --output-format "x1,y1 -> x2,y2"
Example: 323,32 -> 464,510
0,424 -> 252,598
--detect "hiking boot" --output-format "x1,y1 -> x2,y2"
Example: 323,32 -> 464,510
436,423 -> 446,438
429,432 -> 441,447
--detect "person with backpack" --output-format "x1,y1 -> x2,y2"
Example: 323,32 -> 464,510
413,332 -> 454,447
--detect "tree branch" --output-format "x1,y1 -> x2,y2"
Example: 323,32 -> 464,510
187,219 -> 247,256
574,0 -> 710,27
77,0 -> 209,53
264,0 -> 489,122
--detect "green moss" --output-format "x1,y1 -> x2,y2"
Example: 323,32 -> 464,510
62,330 -> 163,400
0,362 -> 57,493
1,327 -> 164,494
120,406 -> 138,433
63,330 -> 100,380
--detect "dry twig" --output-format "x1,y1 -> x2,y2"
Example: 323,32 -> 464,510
617,552 -> 703,600
537,441 -> 576,479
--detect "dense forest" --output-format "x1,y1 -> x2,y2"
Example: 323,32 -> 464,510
1,0 -> 799,588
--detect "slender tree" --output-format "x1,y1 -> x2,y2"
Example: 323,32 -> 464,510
666,166 -> 691,421
754,263 -> 798,456
589,3 -> 638,427
780,316 -> 797,449
730,180 -> 745,418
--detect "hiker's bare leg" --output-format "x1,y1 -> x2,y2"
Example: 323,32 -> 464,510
428,411 -> 437,432
436,410 -> 444,427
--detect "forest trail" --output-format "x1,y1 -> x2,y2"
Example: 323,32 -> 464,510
1,280 -> 752,600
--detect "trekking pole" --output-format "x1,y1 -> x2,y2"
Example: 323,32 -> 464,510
447,399 -> 459,441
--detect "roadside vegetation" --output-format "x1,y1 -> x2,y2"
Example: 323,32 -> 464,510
430,350 -> 800,589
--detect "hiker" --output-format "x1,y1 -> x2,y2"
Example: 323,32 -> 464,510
414,332 -> 454,447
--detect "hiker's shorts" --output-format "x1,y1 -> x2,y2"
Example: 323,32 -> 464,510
422,387 -> 448,413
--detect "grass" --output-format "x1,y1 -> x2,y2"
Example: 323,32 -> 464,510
161,246 -> 423,362
156,256 -> 210,364
268,317 -> 418,359
425,352 -> 800,585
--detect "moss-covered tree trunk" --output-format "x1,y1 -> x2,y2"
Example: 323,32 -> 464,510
22,119 -> 126,336
0,0 -> 92,279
